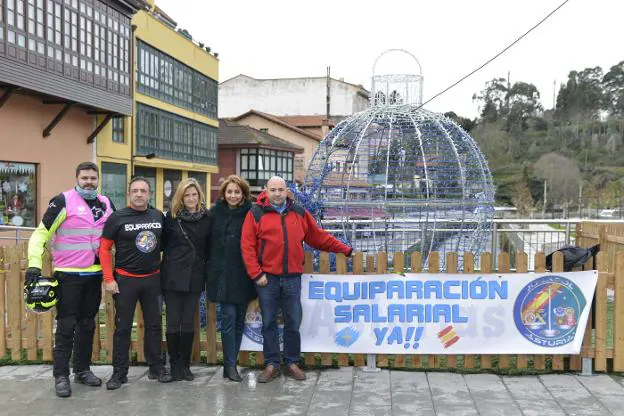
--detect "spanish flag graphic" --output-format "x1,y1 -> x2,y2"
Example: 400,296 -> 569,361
437,325 -> 460,348
522,283 -> 563,322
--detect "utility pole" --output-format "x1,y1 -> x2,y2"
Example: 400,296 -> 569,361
578,182 -> 583,218
542,179 -> 548,217
326,66 -> 331,123
552,79 -> 556,111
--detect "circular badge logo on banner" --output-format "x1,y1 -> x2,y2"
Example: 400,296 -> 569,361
514,276 -> 586,348
135,230 -> 157,253
243,299 -> 284,345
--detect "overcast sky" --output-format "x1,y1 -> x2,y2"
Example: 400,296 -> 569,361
156,0 -> 623,119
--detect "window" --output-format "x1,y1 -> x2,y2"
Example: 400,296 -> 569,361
7,0 -> 27,47
136,103 -> 217,165
100,162 -> 127,210
136,41 -> 218,119
0,0 -> 4,42
112,116 -> 124,142
240,148 -> 294,186
0,162 -> 37,227
163,169 -> 181,213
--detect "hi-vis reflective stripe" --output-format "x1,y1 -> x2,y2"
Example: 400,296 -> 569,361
56,228 -> 103,236
52,242 -> 100,251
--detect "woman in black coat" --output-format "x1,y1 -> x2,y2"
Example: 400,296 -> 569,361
206,175 -> 255,382
162,178 -> 210,381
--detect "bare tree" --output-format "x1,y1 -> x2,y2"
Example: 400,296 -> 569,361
534,153 -> 581,214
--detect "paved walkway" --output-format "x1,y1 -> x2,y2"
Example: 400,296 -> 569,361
2,365 -> 624,415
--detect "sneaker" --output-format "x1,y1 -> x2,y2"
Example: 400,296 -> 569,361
74,370 -> 102,387
105,372 -> 128,390
148,367 -> 173,383
55,375 -> 71,398
257,364 -> 280,383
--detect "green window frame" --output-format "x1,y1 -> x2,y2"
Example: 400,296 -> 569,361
101,162 -> 127,210
136,40 -> 217,119
136,103 -> 217,165
239,148 -> 294,187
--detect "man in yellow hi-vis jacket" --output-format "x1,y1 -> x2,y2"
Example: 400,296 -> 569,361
26,161 -> 115,398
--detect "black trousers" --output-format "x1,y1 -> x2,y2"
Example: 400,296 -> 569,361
112,274 -> 163,375
53,272 -> 102,377
164,291 -> 200,334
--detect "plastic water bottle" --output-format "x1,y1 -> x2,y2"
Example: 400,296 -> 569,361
248,371 -> 257,389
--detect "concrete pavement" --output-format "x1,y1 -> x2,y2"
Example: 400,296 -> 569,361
1,365 -> 623,415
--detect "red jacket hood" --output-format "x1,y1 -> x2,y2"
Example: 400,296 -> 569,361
255,191 -> 294,210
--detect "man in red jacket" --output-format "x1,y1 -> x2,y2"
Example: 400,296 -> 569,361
241,176 -> 352,383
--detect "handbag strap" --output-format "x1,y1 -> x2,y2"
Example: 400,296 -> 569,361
177,219 -> 197,257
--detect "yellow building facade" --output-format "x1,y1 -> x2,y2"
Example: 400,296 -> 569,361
96,1 -> 219,211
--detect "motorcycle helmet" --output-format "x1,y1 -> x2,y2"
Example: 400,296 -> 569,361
24,276 -> 58,313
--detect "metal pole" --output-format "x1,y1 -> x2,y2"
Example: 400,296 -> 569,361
565,222 -> 571,245
362,354 -> 380,372
579,357 -> 594,376
491,222 -> 498,270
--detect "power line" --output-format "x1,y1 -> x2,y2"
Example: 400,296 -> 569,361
418,0 -> 571,110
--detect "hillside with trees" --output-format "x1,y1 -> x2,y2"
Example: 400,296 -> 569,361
462,60 -> 624,216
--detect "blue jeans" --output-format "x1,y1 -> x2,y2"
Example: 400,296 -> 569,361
220,302 -> 247,367
256,274 -> 302,368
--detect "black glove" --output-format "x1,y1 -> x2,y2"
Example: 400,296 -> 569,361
25,267 -> 41,286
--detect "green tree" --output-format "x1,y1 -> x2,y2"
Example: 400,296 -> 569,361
444,111 -> 477,132
505,82 -> 542,133
472,78 -> 508,122
603,61 -> 624,115
555,67 -> 605,122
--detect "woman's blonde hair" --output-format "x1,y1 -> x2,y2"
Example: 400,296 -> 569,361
171,178 -> 205,218
219,175 -> 250,206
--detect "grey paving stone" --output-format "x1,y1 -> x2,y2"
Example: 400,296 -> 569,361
390,371 -> 435,416
0,365 -> 50,381
502,376 -> 566,416
315,367 -> 354,392
307,369 -> 354,415
427,372 -> 479,416
266,371 -> 319,416
350,369 -> 391,416
463,373 -> 522,416
308,391 -> 353,416
576,374 -> 624,416
0,366 -> 18,377
540,374 -> 612,416
1,365 -> 624,415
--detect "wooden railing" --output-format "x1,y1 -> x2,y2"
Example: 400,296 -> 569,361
0,243 -> 621,373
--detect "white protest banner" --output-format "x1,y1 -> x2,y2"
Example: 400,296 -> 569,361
240,271 -> 597,354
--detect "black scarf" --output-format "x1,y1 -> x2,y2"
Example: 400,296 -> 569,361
177,206 -> 206,222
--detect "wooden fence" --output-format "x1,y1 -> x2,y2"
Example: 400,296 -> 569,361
1,242 -> 622,373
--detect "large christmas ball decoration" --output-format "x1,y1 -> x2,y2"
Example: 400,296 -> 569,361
303,50 -> 495,269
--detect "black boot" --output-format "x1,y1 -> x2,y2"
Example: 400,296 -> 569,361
105,370 -> 128,390
179,332 -> 195,381
55,375 -> 71,397
223,365 -> 242,382
166,332 -> 182,381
